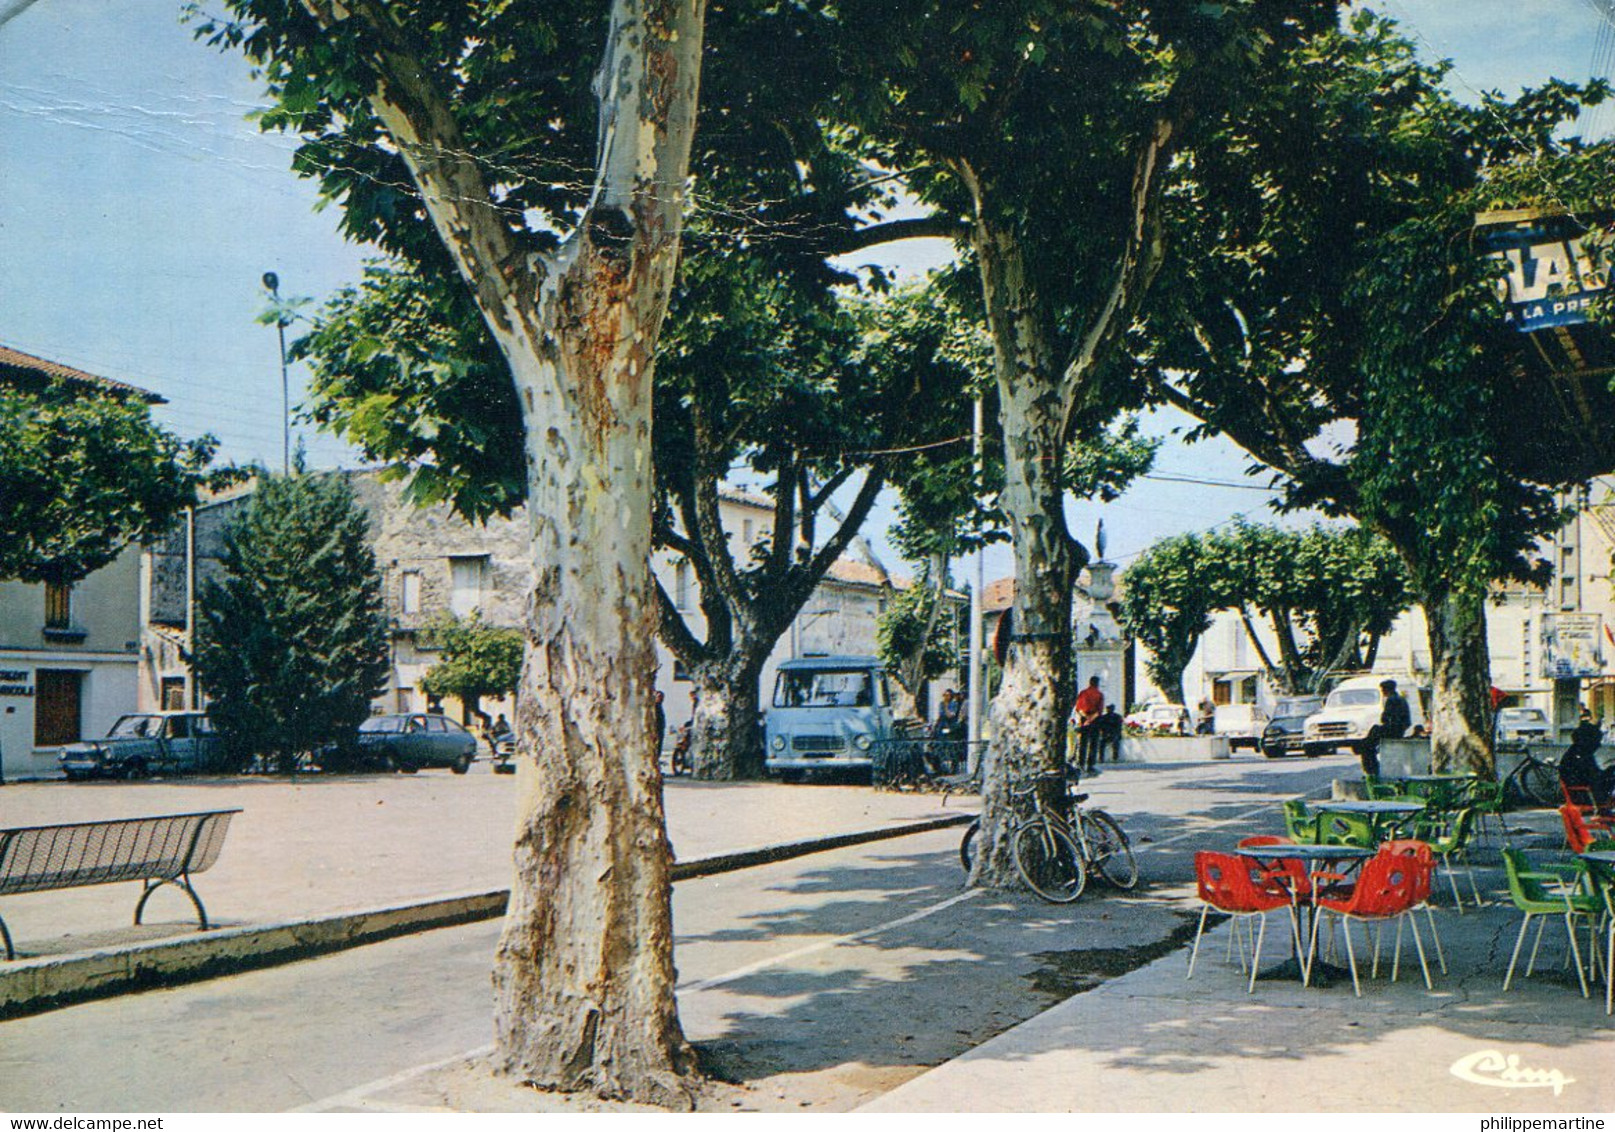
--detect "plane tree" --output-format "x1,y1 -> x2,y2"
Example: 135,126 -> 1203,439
194,0 -> 713,1103
1146,11 -> 1615,771
816,0 -> 1342,883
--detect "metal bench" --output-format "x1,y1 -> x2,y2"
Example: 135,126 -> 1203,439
0,809 -> 240,959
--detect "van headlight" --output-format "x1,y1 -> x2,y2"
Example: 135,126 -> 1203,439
853,734 -> 872,751
771,736 -> 786,751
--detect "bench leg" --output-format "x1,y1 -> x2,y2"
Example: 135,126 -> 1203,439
135,875 -> 211,930
0,911 -> 13,960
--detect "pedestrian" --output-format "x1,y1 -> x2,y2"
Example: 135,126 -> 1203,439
1195,698 -> 1215,736
491,714 -> 511,739
1073,676 -> 1104,774
1559,708 -> 1615,804
1359,678 -> 1410,779
1099,704 -> 1123,763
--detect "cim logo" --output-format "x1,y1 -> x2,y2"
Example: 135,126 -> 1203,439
1450,1050 -> 1574,1096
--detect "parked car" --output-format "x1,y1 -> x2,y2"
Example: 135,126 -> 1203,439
1302,675 -> 1427,758
764,655 -> 898,778
355,713 -> 478,773
1259,696 -> 1325,759
59,712 -> 223,780
1213,703 -> 1270,751
1495,706 -> 1550,747
1124,702 -> 1190,735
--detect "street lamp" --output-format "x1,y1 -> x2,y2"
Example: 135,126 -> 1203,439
262,271 -> 290,474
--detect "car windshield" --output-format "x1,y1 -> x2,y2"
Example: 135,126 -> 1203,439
1500,709 -> 1545,724
359,716 -> 407,733
106,716 -> 156,738
774,669 -> 874,709
1327,689 -> 1382,708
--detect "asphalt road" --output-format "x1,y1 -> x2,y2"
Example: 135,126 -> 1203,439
0,756 -> 1350,1112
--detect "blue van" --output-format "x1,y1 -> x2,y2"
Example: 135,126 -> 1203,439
765,655 -> 897,776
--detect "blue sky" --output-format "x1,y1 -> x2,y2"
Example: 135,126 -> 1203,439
0,0 -> 1607,578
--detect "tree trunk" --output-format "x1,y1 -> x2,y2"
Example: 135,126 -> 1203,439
1424,584 -> 1495,776
297,0 -> 707,1106
969,219 -> 1077,888
688,656 -> 765,780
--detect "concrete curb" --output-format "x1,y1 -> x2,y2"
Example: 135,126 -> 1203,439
0,811 -> 974,1019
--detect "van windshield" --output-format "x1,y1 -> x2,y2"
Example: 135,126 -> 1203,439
774,669 -> 874,709
1327,689 -> 1382,708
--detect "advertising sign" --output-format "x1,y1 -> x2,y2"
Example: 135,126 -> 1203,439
1475,209 -> 1614,332
1540,612 -> 1604,679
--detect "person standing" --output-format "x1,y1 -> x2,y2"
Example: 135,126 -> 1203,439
1360,678 -> 1410,779
1073,676 -> 1104,774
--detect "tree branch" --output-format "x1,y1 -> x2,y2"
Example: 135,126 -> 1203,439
297,0 -> 538,334
653,574 -> 707,667
1058,111 -> 1179,445
824,215 -> 971,256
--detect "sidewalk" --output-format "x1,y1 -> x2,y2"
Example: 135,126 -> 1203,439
861,823 -> 1615,1114
0,770 -> 970,958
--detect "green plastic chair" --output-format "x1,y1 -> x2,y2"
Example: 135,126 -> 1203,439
1500,848 -> 1600,998
1317,809 -> 1378,849
1579,856 -> 1615,1016
1282,799 -> 1320,844
1462,779 -> 1509,846
1413,807 -> 1482,911
1363,775 -> 1401,801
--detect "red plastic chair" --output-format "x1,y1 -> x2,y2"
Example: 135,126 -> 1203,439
1237,835 -> 1313,901
1187,850 -> 1299,993
1560,804 -> 1615,854
1379,839 -> 1447,975
1561,781 -> 1614,820
1306,848 -> 1434,997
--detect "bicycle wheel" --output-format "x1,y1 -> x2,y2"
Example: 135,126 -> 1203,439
1517,760 -> 1560,808
1080,810 -> 1139,890
959,820 -> 979,873
1013,820 -> 1088,903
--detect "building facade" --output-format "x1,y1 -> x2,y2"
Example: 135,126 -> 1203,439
0,346 -> 159,781
139,471 -> 921,739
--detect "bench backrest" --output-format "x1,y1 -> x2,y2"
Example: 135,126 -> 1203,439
0,810 -> 239,897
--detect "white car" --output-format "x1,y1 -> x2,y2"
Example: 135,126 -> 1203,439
1124,702 -> 1190,734
1495,706 -> 1549,746
1213,704 -> 1270,751
1303,675 -> 1427,757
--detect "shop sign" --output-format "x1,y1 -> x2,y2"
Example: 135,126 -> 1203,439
0,669 -> 34,696
1475,209 -> 1613,332
1541,613 -> 1604,679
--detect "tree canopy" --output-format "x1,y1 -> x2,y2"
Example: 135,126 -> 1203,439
421,612 -> 524,713
0,381 -> 223,585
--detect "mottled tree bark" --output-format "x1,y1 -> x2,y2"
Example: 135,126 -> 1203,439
686,655 -> 765,780
1424,584 -> 1495,776
296,0 -> 708,1105
967,217 -> 1079,886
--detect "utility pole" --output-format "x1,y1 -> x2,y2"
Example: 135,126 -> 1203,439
263,272 -> 290,474
967,395 -> 986,771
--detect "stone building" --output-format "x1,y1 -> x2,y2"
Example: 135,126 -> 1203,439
0,346 -> 151,781
140,470 -> 919,737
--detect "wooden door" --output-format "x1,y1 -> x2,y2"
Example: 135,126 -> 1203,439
34,670 -> 83,746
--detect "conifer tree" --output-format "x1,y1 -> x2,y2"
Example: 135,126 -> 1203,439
193,469 -> 390,772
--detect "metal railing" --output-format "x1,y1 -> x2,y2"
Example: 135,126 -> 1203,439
870,738 -> 989,790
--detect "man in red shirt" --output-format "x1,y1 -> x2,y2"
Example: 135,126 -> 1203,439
1073,676 -> 1105,774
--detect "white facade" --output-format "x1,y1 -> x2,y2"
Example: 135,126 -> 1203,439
0,549 -> 143,782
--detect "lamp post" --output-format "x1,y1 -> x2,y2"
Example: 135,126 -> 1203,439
262,271 -> 290,474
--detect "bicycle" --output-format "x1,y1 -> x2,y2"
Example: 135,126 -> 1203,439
958,770 -> 1138,900
1501,745 -> 1560,808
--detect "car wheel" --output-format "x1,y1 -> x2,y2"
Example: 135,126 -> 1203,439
1303,744 -> 1325,759
124,760 -> 150,780
1262,745 -> 1282,759
452,754 -> 472,775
